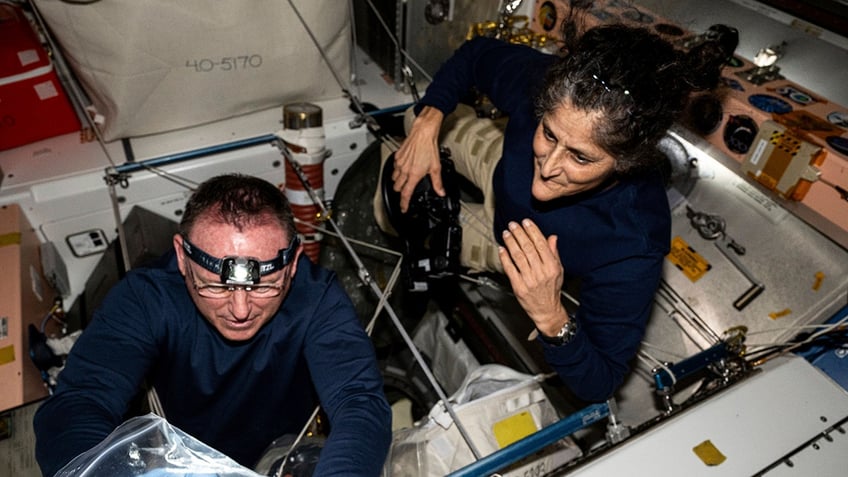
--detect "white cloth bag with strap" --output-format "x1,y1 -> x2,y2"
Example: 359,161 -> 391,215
32,0 -> 351,140
383,364 -> 582,476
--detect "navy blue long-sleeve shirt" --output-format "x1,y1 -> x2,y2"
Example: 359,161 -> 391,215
33,253 -> 391,476
418,37 -> 671,402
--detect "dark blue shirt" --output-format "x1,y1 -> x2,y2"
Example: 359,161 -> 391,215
418,37 -> 671,402
34,254 -> 391,476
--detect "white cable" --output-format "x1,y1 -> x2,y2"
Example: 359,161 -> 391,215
273,220 -> 402,477
458,203 -> 581,307
661,279 -> 721,343
347,0 -> 363,103
272,252 -> 398,476
752,314 -> 848,358
27,1 -> 120,169
640,341 -> 687,361
637,350 -> 677,387
293,218 -> 403,259
744,323 -> 842,336
281,143 -> 484,460
147,387 -> 166,418
138,163 -> 200,190
751,314 -> 848,367
285,0 -> 349,95
362,0 -> 434,83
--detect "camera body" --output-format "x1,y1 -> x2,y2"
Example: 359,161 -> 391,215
381,151 -> 463,290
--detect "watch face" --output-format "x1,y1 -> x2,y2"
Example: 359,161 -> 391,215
538,319 -> 578,346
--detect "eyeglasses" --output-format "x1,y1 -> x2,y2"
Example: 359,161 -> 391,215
185,262 -> 286,299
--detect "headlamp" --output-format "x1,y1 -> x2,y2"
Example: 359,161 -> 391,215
181,235 -> 300,285
221,256 -> 261,285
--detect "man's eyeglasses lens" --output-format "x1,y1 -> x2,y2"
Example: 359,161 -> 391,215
186,264 -> 284,298
195,283 -> 283,298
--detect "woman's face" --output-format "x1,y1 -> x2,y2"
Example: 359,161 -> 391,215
531,101 -> 618,201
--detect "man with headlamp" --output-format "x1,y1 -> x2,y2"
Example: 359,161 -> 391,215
34,174 -> 392,476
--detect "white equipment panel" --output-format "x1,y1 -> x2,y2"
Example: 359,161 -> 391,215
570,355 -> 848,476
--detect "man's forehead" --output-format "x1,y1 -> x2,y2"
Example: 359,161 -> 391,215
185,221 -> 292,259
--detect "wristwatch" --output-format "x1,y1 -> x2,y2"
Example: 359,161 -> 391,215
538,317 -> 579,347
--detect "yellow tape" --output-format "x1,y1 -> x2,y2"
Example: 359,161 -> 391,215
812,271 -> 825,291
693,439 -> 726,466
0,345 -> 15,365
0,232 -> 22,248
492,411 -> 537,449
769,308 -> 792,320
667,236 -> 711,282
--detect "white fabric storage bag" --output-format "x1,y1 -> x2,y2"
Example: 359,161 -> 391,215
32,0 -> 351,140
384,364 -> 575,476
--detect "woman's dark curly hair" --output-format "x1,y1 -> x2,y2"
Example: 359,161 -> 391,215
534,9 -> 730,175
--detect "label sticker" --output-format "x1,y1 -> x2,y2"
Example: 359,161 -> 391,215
769,308 -> 792,320
0,232 -> 21,247
18,49 -> 39,67
34,80 -> 59,100
0,344 -> 14,366
493,411 -> 537,449
667,236 -> 711,282
693,440 -> 726,466
813,271 -> 825,291
30,264 -> 44,302
748,138 -> 768,168
732,179 -> 788,224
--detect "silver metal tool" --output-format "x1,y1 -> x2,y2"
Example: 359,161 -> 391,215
686,206 -> 765,311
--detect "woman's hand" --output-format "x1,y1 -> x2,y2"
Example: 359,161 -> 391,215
393,106 -> 446,212
499,219 -> 569,336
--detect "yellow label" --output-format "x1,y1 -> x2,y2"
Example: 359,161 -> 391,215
693,439 -> 726,466
492,411 -> 537,449
0,232 -> 21,248
769,308 -> 792,320
0,345 -> 15,365
812,271 -> 825,291
667,236 -> 711,282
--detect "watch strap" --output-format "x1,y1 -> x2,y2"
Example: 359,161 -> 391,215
537,317 -> 579,346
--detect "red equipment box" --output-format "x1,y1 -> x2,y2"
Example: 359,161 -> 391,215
0,3 -> 79,151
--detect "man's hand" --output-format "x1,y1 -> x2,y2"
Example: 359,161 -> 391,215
392,106 -> 446,212
499,219 -> 569,336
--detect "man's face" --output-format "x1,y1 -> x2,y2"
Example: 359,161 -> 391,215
174,216 -> 301,341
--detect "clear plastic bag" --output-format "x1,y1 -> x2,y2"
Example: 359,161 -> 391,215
54,413 -> 264,477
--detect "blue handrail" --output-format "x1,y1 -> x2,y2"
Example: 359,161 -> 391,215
447,402 -> 610,477
112,134 -> 278,174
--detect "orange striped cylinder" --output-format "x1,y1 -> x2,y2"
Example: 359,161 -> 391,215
280,103 -> 325,263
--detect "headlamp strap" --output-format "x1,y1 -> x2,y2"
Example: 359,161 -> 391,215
181,235 -> 300,282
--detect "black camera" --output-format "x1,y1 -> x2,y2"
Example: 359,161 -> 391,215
381,151 -> 462,290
